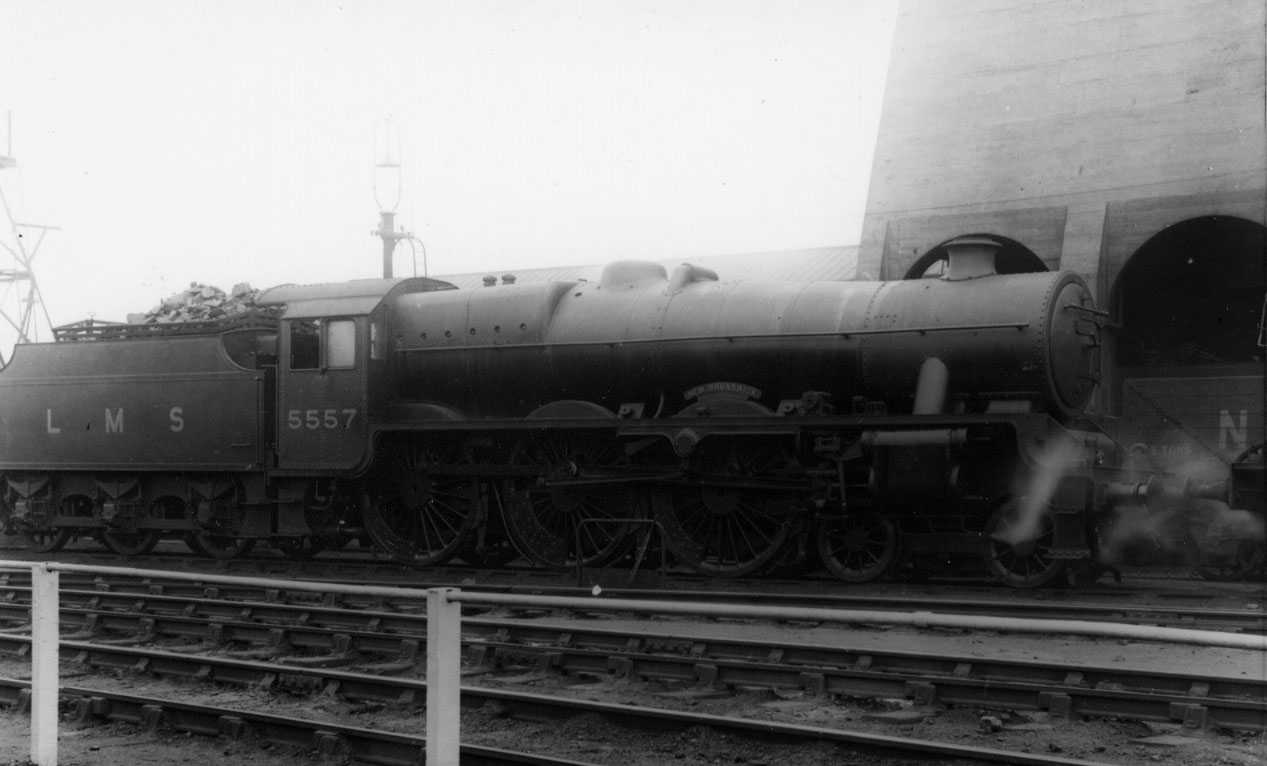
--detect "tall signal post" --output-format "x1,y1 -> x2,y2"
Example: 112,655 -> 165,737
0,112 -> 57,360
371,119 -> 426,279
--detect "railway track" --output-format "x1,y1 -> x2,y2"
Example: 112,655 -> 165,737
0,572 -> 1263,734
1,609 -> 1264,734
0,669 -> 1116,766
0,631 -> 1136,766
0,677 -> 595,766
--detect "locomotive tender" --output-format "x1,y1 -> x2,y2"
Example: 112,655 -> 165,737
0,237 -> 1170,586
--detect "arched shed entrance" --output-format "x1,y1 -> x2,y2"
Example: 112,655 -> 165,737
1109,216 -> 1265,467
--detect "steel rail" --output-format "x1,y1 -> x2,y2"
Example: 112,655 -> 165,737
0,670 -> 1109,766
2,583 -> 1264,709
1,603 -> 1263,731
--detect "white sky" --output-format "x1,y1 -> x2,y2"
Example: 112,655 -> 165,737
0,0 -> 896,347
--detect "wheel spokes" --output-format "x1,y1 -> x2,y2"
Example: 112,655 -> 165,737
657,441 -> 800,577
364,443 -> 479,565
502,433 -> 637,568
985,503 -> 1065,588
818,511 -> 897,584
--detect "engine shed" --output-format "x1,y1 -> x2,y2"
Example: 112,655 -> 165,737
856,0 -> 1266,470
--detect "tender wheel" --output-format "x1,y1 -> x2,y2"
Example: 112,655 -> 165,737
100,528 -> 162,556
191,532 -> 256,560
23,527 -> 73,553
502,433 -> 638,568
273,536 -> 327,560
25,493 -> 93,553
180,485 -> 253,560
362,442 -> 480,565
984,501 -> 1067,588
817,511 -> 898,583
100,494 -> 167,556
655,440 -> 802,578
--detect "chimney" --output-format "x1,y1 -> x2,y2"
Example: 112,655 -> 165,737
942,236 -> 1000,281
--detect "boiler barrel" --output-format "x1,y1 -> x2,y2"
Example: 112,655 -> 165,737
388,264 -> 1099,420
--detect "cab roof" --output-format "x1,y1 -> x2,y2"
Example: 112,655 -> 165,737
257,276 -> 455,319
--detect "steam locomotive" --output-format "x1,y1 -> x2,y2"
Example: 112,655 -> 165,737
0,237 -> 1231,586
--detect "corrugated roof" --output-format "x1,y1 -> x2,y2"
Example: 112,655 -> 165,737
435,245 -> 858,289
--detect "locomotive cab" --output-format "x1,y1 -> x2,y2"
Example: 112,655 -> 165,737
275,313 -> 371,471
256,277 -> 456,474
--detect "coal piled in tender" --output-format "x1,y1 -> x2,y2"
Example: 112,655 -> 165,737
128,282 -> 271,324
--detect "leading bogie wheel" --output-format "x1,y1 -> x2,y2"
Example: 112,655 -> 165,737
984,500 -> 1067,588
816,510 -> 898,583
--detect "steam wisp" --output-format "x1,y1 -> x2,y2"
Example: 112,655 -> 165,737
997,435 -> 1081,546
1097,498 -> 1265,567
1097,448 -> 1263,569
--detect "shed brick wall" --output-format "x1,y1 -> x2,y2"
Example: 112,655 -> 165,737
858,0 -> 1267,292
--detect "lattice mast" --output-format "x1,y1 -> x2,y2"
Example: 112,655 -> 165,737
0,112 -> 57,358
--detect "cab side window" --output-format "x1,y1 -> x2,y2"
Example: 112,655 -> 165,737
326,319 -> 357,368
289,318 -> 357,370
290,320 -> 320,370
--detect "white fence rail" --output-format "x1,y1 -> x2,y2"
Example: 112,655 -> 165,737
3,561 -> 451,766
2,559 -> 1264,766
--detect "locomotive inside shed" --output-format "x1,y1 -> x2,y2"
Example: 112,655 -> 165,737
1110,216 -> 1265,469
